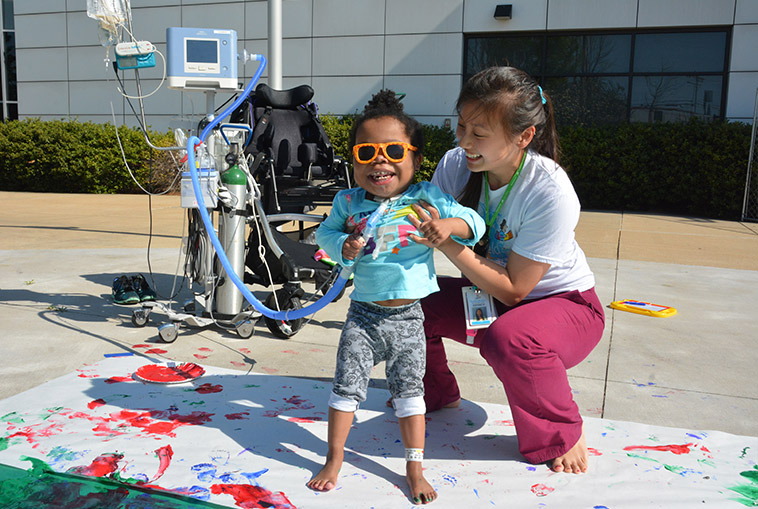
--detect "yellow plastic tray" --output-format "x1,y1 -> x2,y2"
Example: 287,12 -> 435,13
610,299 -> 677,318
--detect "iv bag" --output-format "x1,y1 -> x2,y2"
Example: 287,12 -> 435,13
86,0 -> 131,47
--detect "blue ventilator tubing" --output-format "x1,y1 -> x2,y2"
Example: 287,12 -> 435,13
185,54 -> 380,321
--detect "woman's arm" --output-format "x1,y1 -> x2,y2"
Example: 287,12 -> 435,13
409,201 -> 548,306
438,240 -> 548,307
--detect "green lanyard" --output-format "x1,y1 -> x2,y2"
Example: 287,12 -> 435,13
483,150 -> 526,227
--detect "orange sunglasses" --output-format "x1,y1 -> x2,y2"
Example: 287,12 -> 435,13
352,142 -> 418,164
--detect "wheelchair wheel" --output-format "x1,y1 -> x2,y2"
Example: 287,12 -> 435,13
263,292 -> 304,339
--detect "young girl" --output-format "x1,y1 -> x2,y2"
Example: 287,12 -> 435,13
409,67 -> 605,474
307,90 -> 484,504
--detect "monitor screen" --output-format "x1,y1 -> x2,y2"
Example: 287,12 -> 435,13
186,39 -> 218,64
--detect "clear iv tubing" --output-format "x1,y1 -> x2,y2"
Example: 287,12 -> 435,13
186,54 -> 382,321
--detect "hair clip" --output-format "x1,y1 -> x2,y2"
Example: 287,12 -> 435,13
537,85 -> 547,105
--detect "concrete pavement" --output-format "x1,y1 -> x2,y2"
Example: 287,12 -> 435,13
1,191 -> 757,437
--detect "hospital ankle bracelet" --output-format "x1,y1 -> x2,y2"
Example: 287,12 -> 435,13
405,448 -> 424,462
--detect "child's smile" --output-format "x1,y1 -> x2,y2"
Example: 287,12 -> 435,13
353,117 -> 419,199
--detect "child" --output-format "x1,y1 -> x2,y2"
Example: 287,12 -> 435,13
410,66 -> 605,474
307,90 -> 485,504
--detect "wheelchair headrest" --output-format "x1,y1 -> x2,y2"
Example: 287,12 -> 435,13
255,84 -> 314,110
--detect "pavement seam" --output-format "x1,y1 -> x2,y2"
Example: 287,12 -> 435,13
600,212 -> 623,419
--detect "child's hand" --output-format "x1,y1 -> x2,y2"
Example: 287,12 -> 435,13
408,201 -> 449,247
342,232 -> 366,260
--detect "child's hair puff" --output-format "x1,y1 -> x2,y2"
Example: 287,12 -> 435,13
350,89 -> 425,159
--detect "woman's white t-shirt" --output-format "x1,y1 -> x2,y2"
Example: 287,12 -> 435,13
431,147 -> 595,299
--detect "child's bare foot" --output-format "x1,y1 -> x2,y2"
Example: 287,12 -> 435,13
307,455 -> 342,491
406,462 -> 437,504
550,428 -> 588,474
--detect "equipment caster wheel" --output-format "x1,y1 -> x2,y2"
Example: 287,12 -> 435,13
315,270 -> 347,301
157,323 -> 179,343
131,309 -> 149,327
263,292 -> 304,339
235,320 -> 255,339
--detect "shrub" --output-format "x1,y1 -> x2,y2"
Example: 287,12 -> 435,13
0,117 -> 750,220
0,119 -> 176,194
559,120 -> 751,220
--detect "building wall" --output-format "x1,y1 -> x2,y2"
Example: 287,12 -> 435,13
14,0 -> 758,130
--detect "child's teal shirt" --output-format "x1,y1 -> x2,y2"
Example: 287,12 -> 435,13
315,181 -> 485,302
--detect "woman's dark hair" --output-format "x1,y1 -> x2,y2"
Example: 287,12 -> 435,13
456,67 -> 560,209
349,89 -> 425,161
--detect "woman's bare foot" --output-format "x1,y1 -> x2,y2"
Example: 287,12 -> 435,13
406,462 -> 437,504
306,453 -> 343,491
550,428 -> 588,474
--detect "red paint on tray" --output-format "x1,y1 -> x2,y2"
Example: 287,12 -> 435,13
195,383 -> 223,394
134,363 -> 204,383
210,483 -> 296,509
623,443 -> 693,455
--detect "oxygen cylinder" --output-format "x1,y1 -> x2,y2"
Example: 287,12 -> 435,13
216,143 -> 248,317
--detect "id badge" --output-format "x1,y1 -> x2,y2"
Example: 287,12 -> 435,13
462,286 -> 497,331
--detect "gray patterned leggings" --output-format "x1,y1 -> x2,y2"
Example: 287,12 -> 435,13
329,300 -> 426,418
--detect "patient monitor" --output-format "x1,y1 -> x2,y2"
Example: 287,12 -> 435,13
167,27 -> 238,91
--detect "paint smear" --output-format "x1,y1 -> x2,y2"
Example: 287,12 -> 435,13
287,417 -> 321,423
68,452 -> 124,477
151,445 -> 174,482
530,483 -> 555,497
731,466 -> 758,503
198,347 -> 213,352
88,399 -> 106,410
0,457 -> 232,508
623,443 -> 693,455
225,412 -> 250,420
144,348 -> 168,355
210,483 -> 296,509
587,447 -> 602,456
104,376 -> 134,384
195,384 -> 223,394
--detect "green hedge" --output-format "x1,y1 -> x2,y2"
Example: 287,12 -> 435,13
559,120 -> 751,220
0,119 -> 174,194
0,118 -> 750,220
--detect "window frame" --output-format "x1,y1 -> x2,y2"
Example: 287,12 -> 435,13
462,26 -> 731,125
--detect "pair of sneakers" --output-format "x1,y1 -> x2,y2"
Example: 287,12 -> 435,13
112,274 -> 157,305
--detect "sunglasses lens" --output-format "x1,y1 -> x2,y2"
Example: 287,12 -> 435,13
385,143 -> 406,160
356,145 -> 377,162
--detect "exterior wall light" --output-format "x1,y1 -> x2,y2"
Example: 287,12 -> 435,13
494,4 -> 512,20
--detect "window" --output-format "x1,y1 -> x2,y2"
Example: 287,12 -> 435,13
464,28 -> 729,126
1,0 -> 15,121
